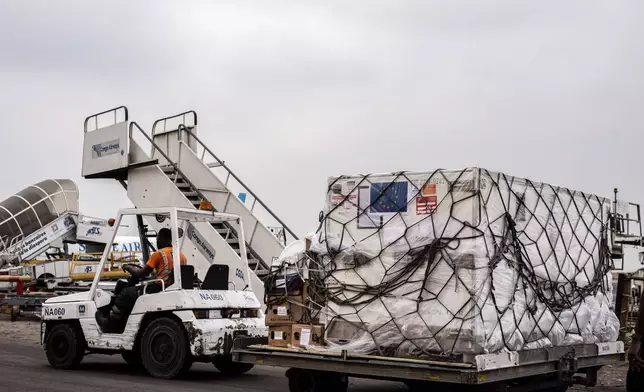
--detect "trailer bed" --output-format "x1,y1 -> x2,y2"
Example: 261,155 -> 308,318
233,338 -> 626,390
0,293 -> 55,321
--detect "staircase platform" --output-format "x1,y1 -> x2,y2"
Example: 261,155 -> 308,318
84,159 -> 159,180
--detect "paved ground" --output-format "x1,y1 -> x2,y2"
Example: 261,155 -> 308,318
0,317 -> 629,392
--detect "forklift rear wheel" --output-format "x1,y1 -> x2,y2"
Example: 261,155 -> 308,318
140,317 -> 191,379
213,355 -> 254,375
45,323 -> 85,369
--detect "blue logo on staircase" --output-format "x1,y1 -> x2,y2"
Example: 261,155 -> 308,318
238,193 -> 247,204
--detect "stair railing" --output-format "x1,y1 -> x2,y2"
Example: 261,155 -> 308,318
176,124 -> 298,245
129,121 -> 269,271
84,106 -> 129,133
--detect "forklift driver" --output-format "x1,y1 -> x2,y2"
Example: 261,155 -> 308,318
97,228 -> 188,331
123,227 -> 187,293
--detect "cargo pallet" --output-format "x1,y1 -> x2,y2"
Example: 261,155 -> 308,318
233,338 -> 625,392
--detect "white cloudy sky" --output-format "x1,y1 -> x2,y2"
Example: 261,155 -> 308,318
1,1 -> 644,267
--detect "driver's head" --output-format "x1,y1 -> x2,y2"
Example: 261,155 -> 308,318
157,228 -> 172,249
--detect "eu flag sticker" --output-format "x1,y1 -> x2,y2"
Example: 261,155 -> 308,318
369,182 -> 409,213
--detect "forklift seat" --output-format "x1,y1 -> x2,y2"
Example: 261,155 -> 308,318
201,264 -> 230,290
180,264 -> 196,289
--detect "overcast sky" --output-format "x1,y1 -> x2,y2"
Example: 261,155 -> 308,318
1,1 -> 643,267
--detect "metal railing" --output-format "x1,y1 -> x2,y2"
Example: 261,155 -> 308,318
0,234 -> 24,257
176,123 -> 298,242
610,189 -> 643,248
70,251 -> 141,277
84,106 -> 129,133
130,121 -> 208,202
152,111 -> 197,136
129,121 -> 269,271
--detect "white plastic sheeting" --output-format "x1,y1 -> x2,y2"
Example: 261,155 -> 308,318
308,168 -> 620,358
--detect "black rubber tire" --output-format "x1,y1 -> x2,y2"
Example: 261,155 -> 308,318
213,355 -> 254,375
45,324 -> 85,369
287,368 -> 314,392
10,306 -> 19,322
627,366 -> 644,392
140,317 -> 191,379
312,372 -> 348,392
286,368 -> 347,392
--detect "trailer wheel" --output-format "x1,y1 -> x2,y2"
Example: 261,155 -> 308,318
213,355 -> 254,375
140,317 -> 191,379
287,368 -> 314,392
10,306 -> 19,322
286,368 -> 348,392
45,323 -> 85,369
313,372 -> 348,392
627,366 -> 643,392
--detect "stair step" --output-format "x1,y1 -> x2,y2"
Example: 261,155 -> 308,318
255,269 -> 269,277
182,191 -> 199,198
206,161 -> 224,168
234,248 -> 252,257
215,228 -> 229,235
167,174 -> 183,181
176,182 -> 190,189
226,238 -> 239,245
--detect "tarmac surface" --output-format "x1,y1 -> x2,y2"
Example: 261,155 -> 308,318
0,318 -> 628,392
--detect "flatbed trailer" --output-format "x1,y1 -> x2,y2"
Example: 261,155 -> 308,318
0,293 -> 54,321
232,338 -> 626,391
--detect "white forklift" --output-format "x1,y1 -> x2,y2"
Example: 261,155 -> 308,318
40,207 -> 268,379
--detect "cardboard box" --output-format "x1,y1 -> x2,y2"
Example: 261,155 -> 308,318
265,299 -> 306,326
268,325 -> 291,348
291,324 -> 325,348
266,274 -> 307,297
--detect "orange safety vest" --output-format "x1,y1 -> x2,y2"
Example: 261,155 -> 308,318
146,247 -> 187,284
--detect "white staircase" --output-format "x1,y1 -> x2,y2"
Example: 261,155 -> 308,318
81,107 -> 296,300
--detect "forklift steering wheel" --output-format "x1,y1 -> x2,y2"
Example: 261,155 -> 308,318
121,263 -> 139,272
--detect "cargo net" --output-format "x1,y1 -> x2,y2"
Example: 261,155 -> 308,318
300,168 -> 620,360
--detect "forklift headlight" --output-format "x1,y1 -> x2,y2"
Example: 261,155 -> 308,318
193,310 -> 209,319
193,309 -> 223,319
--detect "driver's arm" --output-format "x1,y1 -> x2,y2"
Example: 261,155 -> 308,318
123,251 -> 159,278
124,263 -> 153,278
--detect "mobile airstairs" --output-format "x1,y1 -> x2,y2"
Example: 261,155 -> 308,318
81,106 -> 297,304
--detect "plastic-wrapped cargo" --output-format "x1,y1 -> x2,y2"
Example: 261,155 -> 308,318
308,167 -> 620,359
